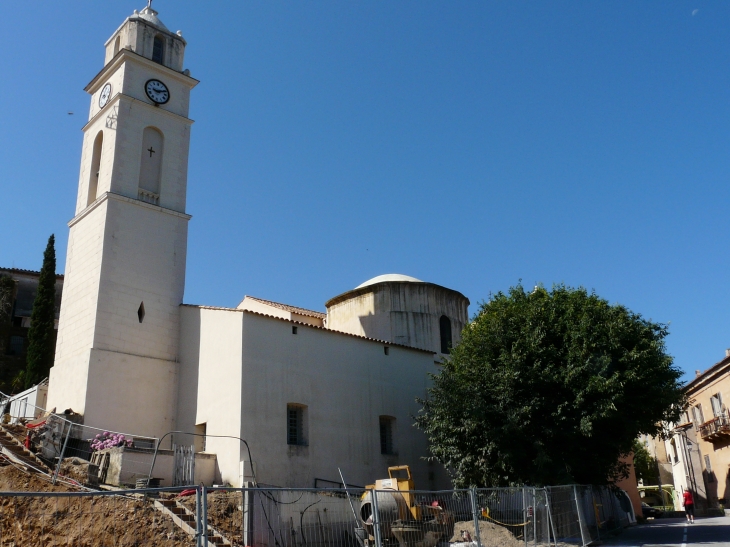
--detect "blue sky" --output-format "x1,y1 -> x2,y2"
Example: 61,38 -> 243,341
1,2 -> 727,382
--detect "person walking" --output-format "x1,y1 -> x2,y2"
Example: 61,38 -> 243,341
683,489 -> 695,523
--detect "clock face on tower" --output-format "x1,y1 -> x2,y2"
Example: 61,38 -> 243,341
145,79 -> 170,105
99,83 -> 112,108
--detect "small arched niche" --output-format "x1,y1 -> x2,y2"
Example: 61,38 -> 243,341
439,315 -> 452,354
138,127 -> 163,204
113,35 -> 121,56
152,34 -> 165,64
87,131 -> 104,206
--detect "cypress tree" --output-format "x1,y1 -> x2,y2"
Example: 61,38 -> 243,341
25,235 -> 57,389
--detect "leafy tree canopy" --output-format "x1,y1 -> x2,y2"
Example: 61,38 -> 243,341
416,284 -> 685,487
25,235 -> 57,389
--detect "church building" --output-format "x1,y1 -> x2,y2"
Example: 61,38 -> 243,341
46,4 -> 470,489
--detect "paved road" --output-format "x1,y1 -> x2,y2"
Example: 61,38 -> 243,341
603,516 -> 730,547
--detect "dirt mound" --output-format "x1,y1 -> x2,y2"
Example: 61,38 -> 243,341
0,465 -> 194,546
179,489 -> 243,542
450,520 -> 523,547
58,456 -> 94,485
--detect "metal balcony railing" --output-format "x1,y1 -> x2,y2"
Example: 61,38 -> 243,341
699,413 -> 730,441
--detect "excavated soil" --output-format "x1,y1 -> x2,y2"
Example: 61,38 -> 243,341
0,465 -> 194,546
180,489 -> 243,543
450,520 -> 524,547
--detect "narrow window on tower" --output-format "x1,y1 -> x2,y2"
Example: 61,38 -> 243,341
113,35 -> 121,56
87,131 -> 104,206
137,302 -> 145,323
138,127 -> 163,205
439,315 -> 452,354
152,35 -> 165,64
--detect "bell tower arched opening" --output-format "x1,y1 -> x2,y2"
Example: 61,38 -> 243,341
138,127 -> 163,204
87,131 -> 104,206
152,34 -> 165,64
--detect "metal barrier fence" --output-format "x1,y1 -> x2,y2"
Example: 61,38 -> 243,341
0,484 -> 631,546
0,395 -> 159,488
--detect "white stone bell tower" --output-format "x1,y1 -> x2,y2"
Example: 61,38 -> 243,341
47,3 -> 198,438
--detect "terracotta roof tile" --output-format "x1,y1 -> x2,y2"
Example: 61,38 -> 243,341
240,296 -> 326,319
0,267 -> 64,280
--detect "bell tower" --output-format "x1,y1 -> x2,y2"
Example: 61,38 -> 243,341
47,3 -> 198,438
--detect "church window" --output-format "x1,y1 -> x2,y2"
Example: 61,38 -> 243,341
287,404 -> 307,446
113,35 -> 121,56
138,127 -> 163,204
137,302 -> 145,323
152,35 -> 165,64
292,326 -> 298,334
439,315 -> 452,354
87,131 -> 103,206
384,346 -> 389,356
380,416 -> 396,455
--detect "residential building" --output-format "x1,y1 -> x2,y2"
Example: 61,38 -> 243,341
0,268 -> 64,394
681,352 -> 730,507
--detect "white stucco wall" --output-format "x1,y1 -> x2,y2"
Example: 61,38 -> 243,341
48,201 -> 109,416
239,312 -> 445,489
178,305 -> 447,489
178,305 -> 244,486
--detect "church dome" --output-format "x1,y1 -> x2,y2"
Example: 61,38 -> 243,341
355,274 -> 423,289
131,5 -> 170,33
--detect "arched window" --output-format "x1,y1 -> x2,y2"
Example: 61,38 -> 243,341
87,131 -> 103,206
113,35 -> 121,56
439,315 -> 452,354
138,127 -> 163,204
152,35 -> 165,64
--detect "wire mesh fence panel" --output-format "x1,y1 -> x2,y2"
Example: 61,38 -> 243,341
531,488 -> 550,547
472,487 -> 539,547
365,489 -> 472,547
591,487 -> 628,536
545,486 -> 582,545
231,488 -> 367,547
0,489 -> 197,546
46,418 -> 159,489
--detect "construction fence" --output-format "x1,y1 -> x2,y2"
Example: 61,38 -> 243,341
0,484 -> 632,547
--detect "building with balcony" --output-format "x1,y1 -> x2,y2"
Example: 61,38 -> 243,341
674,351 -> 730,508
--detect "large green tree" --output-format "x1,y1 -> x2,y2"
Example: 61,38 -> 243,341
416,284 -> 684,487
25,235 -> 57,389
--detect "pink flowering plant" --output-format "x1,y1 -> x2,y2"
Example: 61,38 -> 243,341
89,431 -> 133,451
